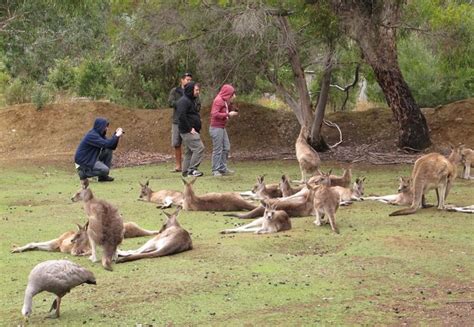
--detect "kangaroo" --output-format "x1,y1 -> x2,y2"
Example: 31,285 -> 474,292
308,171 -> 341,234
363,176 -> 413,206
252,175 -> 282,199
116,207 -> 192,263
328,168 -> 352,188
279,175 -> 304,197
295,126 -> 321,182
390,146 -> 463,216
461,147 -> 473,179
332,177 -> 365,202
71,179 -> 123,271
12,221 -> 159,256
11,223 -> 91,256
138,180 -> 183,208
182,177 -> 257,211
225,184 -> 316,219
220,203 -> 291,234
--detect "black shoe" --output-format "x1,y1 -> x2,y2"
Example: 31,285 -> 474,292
77,169 -> 87,180
98,176 -> 114,182
182,171 -> 188,177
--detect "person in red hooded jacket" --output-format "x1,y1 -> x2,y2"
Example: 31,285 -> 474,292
209,84 -> 238,176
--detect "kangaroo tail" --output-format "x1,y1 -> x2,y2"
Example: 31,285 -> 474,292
389,207 -> 418,216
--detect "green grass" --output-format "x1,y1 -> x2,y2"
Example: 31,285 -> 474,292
0,160 -> 473,326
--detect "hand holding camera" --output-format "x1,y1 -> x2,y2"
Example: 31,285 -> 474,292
115,128 -> 124,137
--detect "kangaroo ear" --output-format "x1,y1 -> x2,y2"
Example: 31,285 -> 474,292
260,200 -> 268,208
76,223 -> 82,231
181,177 -> 188,185
146,180 -> 149,186
139,182 -> 144,187
327,169 -> 332,176
81,179 -> 89,189
362,177 -> 366,182
173,206 -> 182,216
190,177 -> 198,185
163,211 -> 172,219
84,221 -> 89,230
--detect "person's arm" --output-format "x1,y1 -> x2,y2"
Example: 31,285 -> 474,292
84,132 -> 119,149
168,88 -> 178,108
177,100 -> 192,133
211,98 -> 230,119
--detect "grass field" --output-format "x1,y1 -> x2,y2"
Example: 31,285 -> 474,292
0,160 -> 472,326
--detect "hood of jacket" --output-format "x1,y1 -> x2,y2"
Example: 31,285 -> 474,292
183,82 -> 196,99
218,84 -> 235,101
93,118 -> 109,134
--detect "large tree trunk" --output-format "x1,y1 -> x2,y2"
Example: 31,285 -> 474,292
329,0 -> 431,150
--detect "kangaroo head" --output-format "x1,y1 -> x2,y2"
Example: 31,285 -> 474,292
354,177 -> 366,196
139,180 -> 152,200
263,202 -> 277,221
160,206 -> 182,232
71,180 -> 93,202
252,175 -> 265,193
398,176 -> 411,193
317,170 -> 332,186
448,144 -> 464,165
279,175 -> 290,190
182,177 -> 197,196
71,222 -> 90,256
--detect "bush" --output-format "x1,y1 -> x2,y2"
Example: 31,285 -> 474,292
31,84 -> 52,110
4,79 -> 33,105
76,58 -> 113,99
47,58 -> 77,92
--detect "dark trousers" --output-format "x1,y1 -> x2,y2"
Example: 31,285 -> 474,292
77,149 -> 113,180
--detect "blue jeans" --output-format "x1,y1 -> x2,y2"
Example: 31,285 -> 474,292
209,127 -> 230,173
77,148 -> 113,180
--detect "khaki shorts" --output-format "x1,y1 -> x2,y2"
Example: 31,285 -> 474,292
171,123 -> 182,147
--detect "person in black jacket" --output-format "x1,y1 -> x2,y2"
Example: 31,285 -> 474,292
168,72 -> 193,172
176,82 -> 204,177
74,117 -> 123,182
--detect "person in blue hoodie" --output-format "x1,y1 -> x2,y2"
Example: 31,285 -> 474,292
74,117 -> 123,182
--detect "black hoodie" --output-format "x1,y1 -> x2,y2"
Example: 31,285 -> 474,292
176,82 -> 201,133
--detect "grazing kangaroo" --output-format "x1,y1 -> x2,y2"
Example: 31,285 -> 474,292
308,171 -> 341,234
295,126 -> 321,182
363,176 -> 413,206
12,221 -> 159,256
328,168 -> 352,188
332,177 -> 365,202
12,223 -> 91,256
390,146 -> 463,216
71,179 -> 123,271
461,147 -> 473,179
252,175 -> 282,199
220,203 -> 291,234
182,177 -> 257,211
279,175 -> 304,197
117,207 -> 192,263
138,180 -> 183,208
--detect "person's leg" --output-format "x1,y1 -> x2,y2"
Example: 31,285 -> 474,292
220,129 -> 231,173
171,124 -> 182,171
181,133 -> 192,175
98,148 -> 113,168
209,127 -> 225,173
187,133 -> 205,173
91,160 -> 110,180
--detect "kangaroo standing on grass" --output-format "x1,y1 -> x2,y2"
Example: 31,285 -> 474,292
71,179 -> 123,271
390,146 -> 463,216
221,203 -> 291,234
308,171 -> 341,233
117,207 -> 192,263
363,176 -> 413,206
279,175 -> 304,197
332,177 -> 365,202
182,177 -> 257,211
295,126 -> 321,182
138,180 -> 183,208
461,147 -> 473,179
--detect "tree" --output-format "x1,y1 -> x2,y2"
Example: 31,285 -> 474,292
326,0 -> 431,150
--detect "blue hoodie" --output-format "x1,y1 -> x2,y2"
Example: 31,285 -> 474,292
74,118 -> 119,168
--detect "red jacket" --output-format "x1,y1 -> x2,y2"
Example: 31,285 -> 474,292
210,84 -> 235,128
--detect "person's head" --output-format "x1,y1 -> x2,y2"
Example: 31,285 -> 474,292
194,83 -> 200,97
218,84 -> 235,101
93,117 -> 109,135
183,81 -> 197,99
180,72 -> 193,88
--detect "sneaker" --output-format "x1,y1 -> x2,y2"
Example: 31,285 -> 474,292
220,169 -> 235,175
188,170 -> 204,177
212,171 -> 223,177
98,176 -> 114,182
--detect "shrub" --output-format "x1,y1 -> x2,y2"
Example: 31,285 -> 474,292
4,79 -> 33,105
31,84 -> 52,110
76,58 -> 113,99
47,58 -> 77,92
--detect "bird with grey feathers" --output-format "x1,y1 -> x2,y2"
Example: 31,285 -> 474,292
22,260 -> 96,320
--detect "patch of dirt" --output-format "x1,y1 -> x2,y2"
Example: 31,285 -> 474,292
0,98 -> 472,166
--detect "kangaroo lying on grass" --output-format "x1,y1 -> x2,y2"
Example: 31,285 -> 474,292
461,147 -> 473,179
308,171 -> 341,233
220,203 -> 291,234
363,176 -> 413,206
390,145 -> 463,216
445,204 -> 474,214
182,177 -> 257,211
279,175 -> 304,197
116,207 -> 192,263
252,175 -> 282,199
71,179 -> 123,271
138,180 -> 183,208
295,127 -> 321,182
328,168 -> 352,188
332,177 -> 365,202
12,221 -> 159,255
